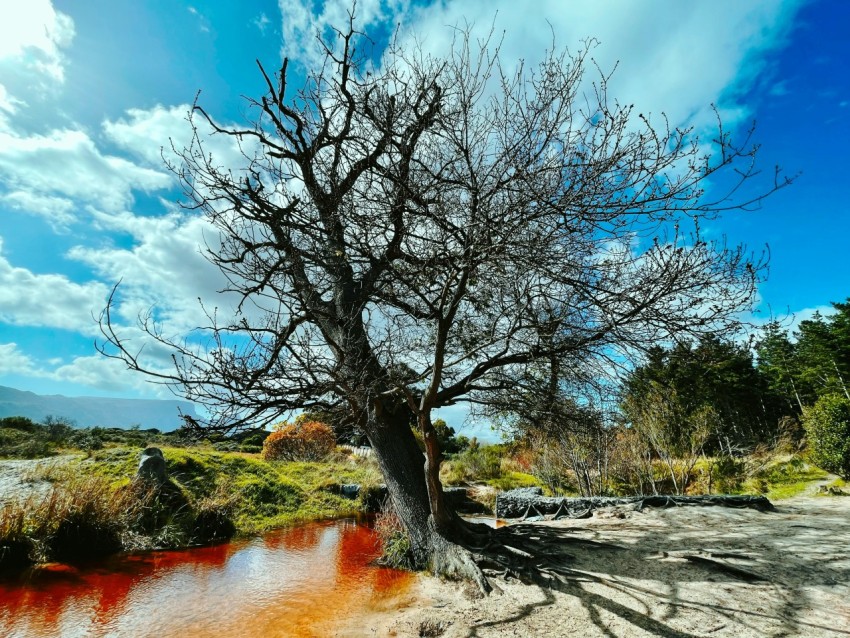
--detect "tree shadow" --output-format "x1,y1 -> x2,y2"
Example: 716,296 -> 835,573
464,504 -> 850,638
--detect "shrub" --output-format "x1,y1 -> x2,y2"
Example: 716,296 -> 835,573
804,394 -> 850,479
0,416 -> 40,432
0,424 -> 53,459
262,419 -> 336,462
0,477 -> 147,565
708,455 -> 745,494
441,441 -> 504,485
239,444 -> 263,454
43,477 -> 143,562
69,428 -> 105,453
43,415 -> 75,443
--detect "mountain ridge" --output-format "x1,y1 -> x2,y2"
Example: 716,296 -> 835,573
0,385 -> 196,431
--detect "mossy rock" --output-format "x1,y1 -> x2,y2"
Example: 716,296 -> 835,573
235,475 -> 304,509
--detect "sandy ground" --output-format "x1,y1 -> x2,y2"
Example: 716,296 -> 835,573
0,457 -> 72,504
339,492 -> 850,638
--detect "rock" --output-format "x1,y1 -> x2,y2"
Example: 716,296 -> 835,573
494,487 -> 554,519
137,447 -> 168,486
340,484 -> 361,499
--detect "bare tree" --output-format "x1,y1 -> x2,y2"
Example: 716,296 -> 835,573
99,17 -> 789,589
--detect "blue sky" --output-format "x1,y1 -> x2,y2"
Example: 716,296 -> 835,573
0,0 -> 847,437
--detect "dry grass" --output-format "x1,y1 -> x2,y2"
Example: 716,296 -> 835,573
0,475 -> 149,568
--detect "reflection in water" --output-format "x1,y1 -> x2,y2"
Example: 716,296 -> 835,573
0,519 -> 412,638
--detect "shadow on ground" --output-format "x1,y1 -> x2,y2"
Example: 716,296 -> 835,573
446,497 -> 850,638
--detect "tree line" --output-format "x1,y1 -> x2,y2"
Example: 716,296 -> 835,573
618,299 -> 850,479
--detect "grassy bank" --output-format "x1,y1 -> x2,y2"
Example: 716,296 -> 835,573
0,445 -> 382,572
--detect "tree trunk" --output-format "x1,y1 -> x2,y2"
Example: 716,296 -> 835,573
419,413 -> 457,534
363,400 -> 490,591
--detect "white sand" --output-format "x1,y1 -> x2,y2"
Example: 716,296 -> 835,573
339,494 -> 850,637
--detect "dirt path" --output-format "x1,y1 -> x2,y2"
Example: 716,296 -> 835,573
340,495 -> 850,637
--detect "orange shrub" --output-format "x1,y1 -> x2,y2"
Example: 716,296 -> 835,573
261,419 -> 336,461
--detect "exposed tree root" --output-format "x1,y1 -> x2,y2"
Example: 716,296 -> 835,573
655,550 -> 766,582
423,520 -> 617,595
426,519 -> 492,595
497,490 -> 776,519
433,505 -> 768,595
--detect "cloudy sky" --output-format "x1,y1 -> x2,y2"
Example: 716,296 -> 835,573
0,0 -> 847,433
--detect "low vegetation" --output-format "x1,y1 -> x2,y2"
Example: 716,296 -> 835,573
373,502 -> 415,570
0,419 -> 382,572
261,417 -> 337,461
441,441 -> 540,492
2,363 -> 848,574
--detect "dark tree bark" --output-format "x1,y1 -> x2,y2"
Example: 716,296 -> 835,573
97,13 -> 791,589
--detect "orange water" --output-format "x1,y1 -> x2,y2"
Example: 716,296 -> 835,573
0,519 -> 412,637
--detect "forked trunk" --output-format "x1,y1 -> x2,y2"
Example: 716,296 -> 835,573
364,401 -> 490,592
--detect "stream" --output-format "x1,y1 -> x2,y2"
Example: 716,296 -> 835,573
0,518 -> 413,637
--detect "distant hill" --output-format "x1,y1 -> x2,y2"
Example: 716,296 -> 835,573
0,385 -> 196,431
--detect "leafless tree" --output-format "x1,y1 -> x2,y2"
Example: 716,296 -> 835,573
99,17 -> 790,589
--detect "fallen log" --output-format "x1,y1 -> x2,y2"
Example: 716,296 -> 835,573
495,488 -> 775,519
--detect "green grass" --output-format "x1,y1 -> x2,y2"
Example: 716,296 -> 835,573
74,445 -> 381,535
485,471 -> 541,491
743,455 -> 829,501
1,444 -> 383,571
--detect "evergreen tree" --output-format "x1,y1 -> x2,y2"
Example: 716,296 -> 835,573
623,336 -> 782,451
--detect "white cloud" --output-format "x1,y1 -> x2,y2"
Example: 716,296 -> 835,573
255,13 -> 271,34
0,83 -> 22,114
742,303 -> 838,347
2,190 -> 76,228
785,305 -> 838,338
0,343 -> 41,377
102,104 -> 192,166
0,83 -> 23,133
0,237 -> 109,334
0,127 -> 171,217
277,0 -> 409,70
50,354 -> 170,394
0,342 -> 173,395
0,0 -> 74,83
103,103 -> 253,175
394,0 -> 800,135
67,208 -> 235,333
